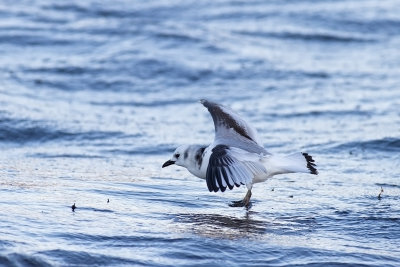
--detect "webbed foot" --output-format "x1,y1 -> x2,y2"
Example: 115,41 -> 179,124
229,200 -> 246,207
229,190 -> 252,208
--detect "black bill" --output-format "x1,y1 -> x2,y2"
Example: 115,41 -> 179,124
162,160 -> 175,168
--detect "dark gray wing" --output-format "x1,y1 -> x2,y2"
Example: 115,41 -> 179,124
206,145 -> 267,192
200,99 -> 269,154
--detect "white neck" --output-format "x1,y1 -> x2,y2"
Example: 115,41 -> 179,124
181,145 -> 210,179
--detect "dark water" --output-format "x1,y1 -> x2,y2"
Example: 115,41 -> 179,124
1,0 -> 400,266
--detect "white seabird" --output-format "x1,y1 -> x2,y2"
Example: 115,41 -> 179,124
162,99 -> 318,207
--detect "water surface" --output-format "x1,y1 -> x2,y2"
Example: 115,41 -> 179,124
1,0 -> 400,266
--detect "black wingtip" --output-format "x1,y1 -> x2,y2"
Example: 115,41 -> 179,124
302,153 -> 318,175
200,99 -> 219,109
199,99 -> 208,106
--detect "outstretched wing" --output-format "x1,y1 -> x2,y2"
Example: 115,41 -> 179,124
206,145 -> 267,192
200,99 -> 268,154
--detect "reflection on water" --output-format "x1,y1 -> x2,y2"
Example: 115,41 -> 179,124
173,211 -> 317,239
175,212 -> 265,238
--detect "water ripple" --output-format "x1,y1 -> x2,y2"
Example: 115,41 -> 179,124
329,137 -> 400,153
1,0 -> 400,266
235,30 -> 377,43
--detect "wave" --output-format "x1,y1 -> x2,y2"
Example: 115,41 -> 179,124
375,183 -> 400,189
22,57 -> 213,92
44,1 -> 192,19
235,30 -> 376,43
0,253 -> 52,267
52,233 -> 186,244
263,109 -> 371,119
30,153 -> 105,159
0,118 -> 127,144
0,32 -> 75,46
328,137 -> 400,153
153,32 -> 203,44
24,65 -> 99,76
102,144 -> 176,156
37,249 -> 142,266
29,76 -> 135,92
90,98 -> 198,107
333,17 -> 400,36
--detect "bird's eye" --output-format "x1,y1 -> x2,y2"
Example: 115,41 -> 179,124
175,153 -> 180,158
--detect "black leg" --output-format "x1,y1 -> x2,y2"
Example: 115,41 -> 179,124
243,190 -> 252,208
229,190 -> 252,208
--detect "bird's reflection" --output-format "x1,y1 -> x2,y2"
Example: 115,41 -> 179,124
174,211 -> 267,239
173,210 -> 317,239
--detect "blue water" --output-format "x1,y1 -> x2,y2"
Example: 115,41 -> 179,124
1,0 -> 400,266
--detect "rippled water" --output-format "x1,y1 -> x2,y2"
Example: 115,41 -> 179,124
1,0 -> 400,266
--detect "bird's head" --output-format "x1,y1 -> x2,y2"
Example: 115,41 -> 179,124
162,145 -> 190,168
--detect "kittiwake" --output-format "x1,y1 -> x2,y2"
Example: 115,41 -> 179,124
162,99 -> 318,207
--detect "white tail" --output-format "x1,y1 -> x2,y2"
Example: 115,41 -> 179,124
265,152 -> 318,176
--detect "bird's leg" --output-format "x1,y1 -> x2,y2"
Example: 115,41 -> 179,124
243,190 -> 252,208
229,190 -> 252,208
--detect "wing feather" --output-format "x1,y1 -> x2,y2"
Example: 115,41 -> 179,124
201,99 -> 269,155
206,145 -> 267,192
